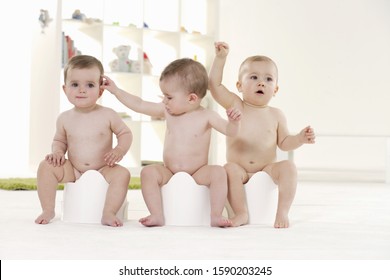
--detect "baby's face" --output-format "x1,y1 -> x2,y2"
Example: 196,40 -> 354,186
159,76 -> 193,116
238,61 -> 278,107
63,67 -> 103,110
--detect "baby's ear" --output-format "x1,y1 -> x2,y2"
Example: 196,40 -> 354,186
188,93 -> 198,103
236,81 -> 242,92
273,85 -> 279,96
99,86 -> 104,97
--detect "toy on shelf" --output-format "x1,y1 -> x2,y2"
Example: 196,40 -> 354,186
72,9 -> 86,21
39,9 -> 52,33
71,9 -> 102,24
143,52 -> 152,75
109,45 -> 140,73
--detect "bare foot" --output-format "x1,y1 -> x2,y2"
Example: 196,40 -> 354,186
274,212 -> 289,228
230,213 -> 249,227
211,216 -> 233,228
139,215 -> 164,227
101,213 -> 123,227
35,210 -> 55,224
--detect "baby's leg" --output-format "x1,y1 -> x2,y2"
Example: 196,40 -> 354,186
263,160 -> 297,228
35,160 -> 75,224
193,165 -> 232,228
224,163 -> 250,227
138,164 -> 172,227
100,165 -> 130,227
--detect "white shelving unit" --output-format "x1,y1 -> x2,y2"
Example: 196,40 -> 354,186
60,0 -> 217,172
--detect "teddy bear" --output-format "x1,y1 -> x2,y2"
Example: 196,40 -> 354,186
109,45 -> 133,72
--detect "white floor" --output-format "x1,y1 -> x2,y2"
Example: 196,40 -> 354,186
1,180 -> 390,260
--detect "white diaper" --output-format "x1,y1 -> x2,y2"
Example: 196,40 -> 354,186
161,172 -> 211,226
61,170 -> 128,224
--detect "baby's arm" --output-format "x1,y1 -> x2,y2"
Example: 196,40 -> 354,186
276,109 -> 315,151
102,75 -> 165,118
209,107 -> 242,137
209,42 -> 241,110
279,126 -> 316,151
104,109 -> 133,167
45,114 -> 67,167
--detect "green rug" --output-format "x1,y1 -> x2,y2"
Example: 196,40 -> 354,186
0,177 -> 141,191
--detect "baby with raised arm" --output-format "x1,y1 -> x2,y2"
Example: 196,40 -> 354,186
209,42 -> 315,228
103,58 -> 241,227
35,55 -> 133,227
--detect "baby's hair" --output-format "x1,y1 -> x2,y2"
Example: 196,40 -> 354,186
63,55 -> 104,83
238,55 -> 278,81
160,58 -> 208,98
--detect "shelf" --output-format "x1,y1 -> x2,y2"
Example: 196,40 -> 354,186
60,0 -> 216,169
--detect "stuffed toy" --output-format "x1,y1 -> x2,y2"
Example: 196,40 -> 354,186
109,45 -> 132,72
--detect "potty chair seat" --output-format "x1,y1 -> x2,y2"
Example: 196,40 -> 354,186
161,172 -> 211,226
61,170 -> 128,224
244,171 -> 278,225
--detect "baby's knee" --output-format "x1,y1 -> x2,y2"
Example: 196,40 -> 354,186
37,159 -> 61,175
140,165 -> 156,178
104,165 -> 130,185
281,160 -> 296,173
224,162 -> 241,174
116,165 -> 131,182
38,159 -> 51,171
211,165 -> 227,181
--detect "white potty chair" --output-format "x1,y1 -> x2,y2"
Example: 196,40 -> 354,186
61,170 -> 128,224
245,171 -> 278,225
161,172 -> 211,226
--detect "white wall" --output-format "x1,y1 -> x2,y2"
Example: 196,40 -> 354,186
216,0 -> 390,177
0,0 -> 61,177
1,0 -> 389,179
0,1 -> 33,177
29,0 -> 62,173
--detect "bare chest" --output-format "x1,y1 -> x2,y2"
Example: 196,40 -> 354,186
239,109 -> 278,143
166,112 -> 210,141
64,117 -> 111,143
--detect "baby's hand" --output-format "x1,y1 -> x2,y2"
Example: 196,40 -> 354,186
300,126 -> 316,144
101,75 -> 118,95
226,107 -> 242,121
104,147 -> 124,167
214,42 -> 229,58
45,151 -> 66,167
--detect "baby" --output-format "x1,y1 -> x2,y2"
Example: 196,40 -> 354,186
209,42 -> 316,228
35,55 -> 133,227
103,58 -> 241,227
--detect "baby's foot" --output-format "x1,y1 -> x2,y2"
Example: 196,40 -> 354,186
231,213 -> 249,227
139,215 -> 164,227
35,210 -> 55,224
274,212 -> 289,228
101,212 -> 123,227
211,216 -> 233,228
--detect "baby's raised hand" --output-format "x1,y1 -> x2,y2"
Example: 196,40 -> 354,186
45,151 -> 65,167
300,126 -> 316,144
104,147 -> 124,167
214,42 -> 229,58
226,107 -> 242,121
101,75 -> 118,95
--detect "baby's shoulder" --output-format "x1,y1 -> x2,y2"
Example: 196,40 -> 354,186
96,105 -> 119,116
57,108 -> 73,120
267,106 -> 287,122
266,106 -> 283,114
